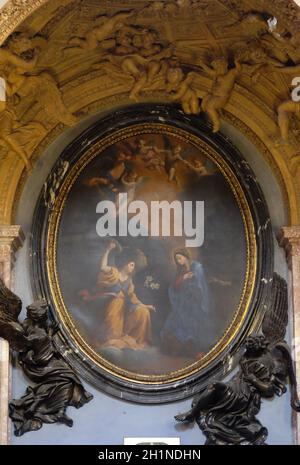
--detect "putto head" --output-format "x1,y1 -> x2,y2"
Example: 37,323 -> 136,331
26,299 -> 49,323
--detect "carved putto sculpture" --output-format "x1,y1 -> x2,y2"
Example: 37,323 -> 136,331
67,11 -> 134,51
0,0 -> 300,173
61,1 -> 300,142
0,279 -> 93,436
175,273 -> 300,445
277,96 -> 300,143
196,56 -> 243,133
270,64 -> 300,143
0,100 -> 44,171
166,68 -> 201,115
0,31 -> 78,169
1,32 -> 77,126
93,24 -> 174,101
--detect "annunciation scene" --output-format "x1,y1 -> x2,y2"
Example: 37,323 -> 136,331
52,129 -> 248,378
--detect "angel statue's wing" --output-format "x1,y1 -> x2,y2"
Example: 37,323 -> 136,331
0,278 -> 28,352
262,273 -> 300,411
262,272 -> 288,345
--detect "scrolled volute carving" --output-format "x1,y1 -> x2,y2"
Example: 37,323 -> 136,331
175,273 -> 300,445
0,278 -> 93,436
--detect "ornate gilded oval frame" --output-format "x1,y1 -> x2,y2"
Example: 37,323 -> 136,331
31,104 -> 273,403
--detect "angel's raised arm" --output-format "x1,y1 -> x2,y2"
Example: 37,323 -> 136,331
100,241 -> 116,272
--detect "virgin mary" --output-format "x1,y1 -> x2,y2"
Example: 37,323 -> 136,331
161,248 -> 212,357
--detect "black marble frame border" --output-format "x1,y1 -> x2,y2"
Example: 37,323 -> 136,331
30,104 -> 273,403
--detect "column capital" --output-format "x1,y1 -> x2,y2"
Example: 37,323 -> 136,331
0,224 -> 24,247
0,225 -> 24,287
278,226 -> 300,266
0,225 -> 24,259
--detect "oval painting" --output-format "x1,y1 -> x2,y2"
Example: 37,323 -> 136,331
47,123 -> 255,386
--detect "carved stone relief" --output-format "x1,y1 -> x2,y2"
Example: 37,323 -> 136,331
0,1 -> 298,224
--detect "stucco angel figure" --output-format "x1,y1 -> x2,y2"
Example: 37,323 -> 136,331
166,67 -> 201,115
175,273 -> 300,445
0,279 -> 93,436
67,11 -> 133,51
260,30 -> 300,66
0,100 -> 44,171
196,56 -> 243,132
266,63 -> 300,143
196,53 -> 266,132
225,12 -> 275,39
95,27 -> 173,101
276,97 -> 300,144
0,32 -> 76,127
226,12 -> 300,65
125,41 -> 172,99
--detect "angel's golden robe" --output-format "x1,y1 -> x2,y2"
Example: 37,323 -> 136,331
98,266 -> 152,350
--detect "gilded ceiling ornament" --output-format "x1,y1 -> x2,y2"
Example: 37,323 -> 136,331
227,12 -> 300,68
196,56 -> 257,133
0,0 -> 299,46
0,101 -> 46,171
218,0 -> 300,37
0,0 -> 47,45
263,0 -> 300,40
224,11 -> 274,38
138,0 -> 207,17
0,0 -> 299,224
0,28 -> 79,168
3,32 -> 76,126
262,64 -> 300,144
67,10 -> 134,51
277,98 -> 300,145
61,2 -> 300,132
92,24 -> 175,101
166,68 -> 201,115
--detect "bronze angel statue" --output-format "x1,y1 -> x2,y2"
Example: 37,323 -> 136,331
175,273 -> 300,445
0,279 -> 93,436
